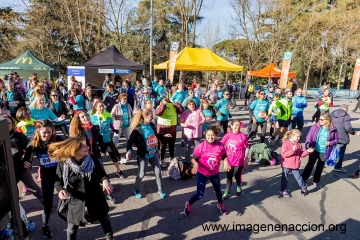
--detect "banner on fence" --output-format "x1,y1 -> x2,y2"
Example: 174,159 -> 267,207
279,52 -> 293,89
350,59 -> 360,90
168,41 -> 179,83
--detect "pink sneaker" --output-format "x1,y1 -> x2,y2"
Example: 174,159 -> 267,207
22,186 -> 30,196
270,158 -> 276,166
36,168 -> 42,182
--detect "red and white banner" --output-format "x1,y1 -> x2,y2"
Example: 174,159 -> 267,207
279,52 -> 293,89
168,41 -> 179,83
350,59 -> 360,90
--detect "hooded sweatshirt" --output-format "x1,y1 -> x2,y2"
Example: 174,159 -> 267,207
330,109 -> 355,144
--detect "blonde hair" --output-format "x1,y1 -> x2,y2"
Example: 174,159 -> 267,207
200,99 -> 209,110
129,108 -> 153,132
29,95 -> 46,108
282,129 -> 301,141
320,113 -> 332,129
48,138 -> 86,162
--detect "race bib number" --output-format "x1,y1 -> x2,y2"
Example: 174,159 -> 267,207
205,116 -> 212,123
39,154 -> 58,168
258,111 -> 266,119
146,135 -> 158,148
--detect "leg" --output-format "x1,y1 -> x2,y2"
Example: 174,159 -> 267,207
280,168 -> 290,191
20,170 -> 44,203
226,167 -> 234,191
209,174 -> 223,204
134,157 -> 150,189
67,222 -> 79,240
292,169 -> 307,191
259,122 -> 267,143
159,136 -> 169,161
106,142 -> 121,172
247,122 -> 258,139
168,132 -> 176,159
234,166 -> 244,187
148,154 -> 162,190
313,157 -> 325,183
98,214 -> 113,239
291,117 -> 298,130
112,129 -> 121,147
298,116 -> 304,131
188,173 -> 208,205
41,181 -> 55,225
334,143 -> 346,169
222,120 -> 229,134
301,152 -> 319,182
247,117 -> 253,135
185,137 -> 195,162
123,127 -> 131,141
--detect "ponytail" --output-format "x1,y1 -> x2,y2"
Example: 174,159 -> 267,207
282,129 -> 301,142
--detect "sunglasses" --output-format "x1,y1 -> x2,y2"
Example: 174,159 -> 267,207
224,94 -> 229,96
319,118 -> 326,121
51,95 -> 58,97
259,93 -> 265,95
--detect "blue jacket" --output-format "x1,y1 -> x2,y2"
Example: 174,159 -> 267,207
292,95 -> 307,117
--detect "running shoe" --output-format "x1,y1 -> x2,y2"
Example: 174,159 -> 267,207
313,182 -> 322,189
42,225 -> 52,239
115,170 -> 126,179
158,189 -> 166,198
333,168 -> 347,173
22,186 -> 30,196
237,186 -> 242,196
350,174 -> 358,179
120,158 -> 127,164
217,203 -> 227,215
222,190 -> 230,200
181,140 -> 185,147
161,160 -> 167,168
184,201 -> 191,216
133,189 -> 142,199
107,194 -> 116,204
301,189 -> 307,196
280,190 -> 291,198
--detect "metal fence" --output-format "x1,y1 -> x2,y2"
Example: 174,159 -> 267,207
305,88 -> 358,102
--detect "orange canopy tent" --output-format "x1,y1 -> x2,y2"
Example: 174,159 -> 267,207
247,63 -> 296,78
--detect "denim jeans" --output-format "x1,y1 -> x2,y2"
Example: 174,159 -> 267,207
281,168 -> 307,191
334,143 -> 347,169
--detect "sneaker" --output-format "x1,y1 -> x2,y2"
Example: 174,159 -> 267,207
217,203 -> 227,215
184,201 -> 191,216
107,194 -> 116,204
158,189 -> 166,198
313,182 -> 322,189
115,170 -> 126,179
301,189 -> 307,196
22,186 -> 30,196
222,190 -> 230,200
133,189 -> 142,199
161,160 -> 167,168
236,186 -> 242,196
181,140 -> 185,147
270,159 -> 276,166
333,168 -> 347,173
42,225 -> 52,238
350,174 -> 358,179
280,190 -> 291,198
269,139 -> 274,146
84,210 -> 91,224
120,158 -> 127,164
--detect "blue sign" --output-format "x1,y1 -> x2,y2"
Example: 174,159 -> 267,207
68,67 -> 85,76
115,69 -> 132,74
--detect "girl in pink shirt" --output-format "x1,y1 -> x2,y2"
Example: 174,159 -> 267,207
180,100 -> 205,161
184,125 -> 230,217
280,129 -> 314,197
221,120 -> 249,199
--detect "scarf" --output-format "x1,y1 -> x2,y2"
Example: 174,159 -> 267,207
17,119 -> 36,134
63,155 -> 94,190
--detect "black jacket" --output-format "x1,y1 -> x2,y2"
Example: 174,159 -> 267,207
55,155 -> 109,226
46,99 -> 68,118
10,130 -> 29,153
126,122 -> 159,158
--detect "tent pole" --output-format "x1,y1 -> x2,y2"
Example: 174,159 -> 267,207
149,0 -> 153,82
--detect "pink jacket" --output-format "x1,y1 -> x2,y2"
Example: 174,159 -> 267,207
281,140 -> 310,169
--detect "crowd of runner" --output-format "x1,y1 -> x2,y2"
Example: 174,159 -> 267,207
0,72 -> 359,239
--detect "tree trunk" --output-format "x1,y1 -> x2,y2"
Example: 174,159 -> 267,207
337,63 -> 344,90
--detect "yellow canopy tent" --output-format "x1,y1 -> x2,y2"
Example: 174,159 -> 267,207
154,47 -> 243,71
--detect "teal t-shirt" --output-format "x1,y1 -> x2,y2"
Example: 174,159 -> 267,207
90,115 -> 112,143
215,98 -> 231,121
30,107 -> 57,121
315,127 -> 329,153
140,123 -> 158,158
155,85 -> 166,100
250,99 -> 270,123
202,108 -> 214,132
73,95 -> 85,110
5,90 -> 15,113
121,104 -> 130,128
182,96 -> 201,108
217,90 -> 223,99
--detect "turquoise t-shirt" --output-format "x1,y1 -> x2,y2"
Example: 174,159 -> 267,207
182,96 -> 201,108
73,95 -> 85,110
121,104 -> 130,128
250,99 -> 270,123
155,85 -> 166,100
90,115 -> 112,143
5,90 -> 15,113
30,107 -> 57,121
217,90 -> 223,99
170,91 -> 187,104
202,108 -> 214,132
315,127 -> 329,153
152,81 -> 158,89
140,123 -> 158,158
215,98 -> 231,121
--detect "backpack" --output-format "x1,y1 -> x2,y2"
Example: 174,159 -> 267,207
178,160 -> 194,180
248,84 -> 254,92
168,158 -> 181,180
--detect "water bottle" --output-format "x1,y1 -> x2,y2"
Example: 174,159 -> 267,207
27,220 -> 36,232
0,229 -> 14,236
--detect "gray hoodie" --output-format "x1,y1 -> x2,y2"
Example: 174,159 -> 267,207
330,109 -> 355,144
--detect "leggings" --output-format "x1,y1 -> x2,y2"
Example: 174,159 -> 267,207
184,136 -> 201,162
20,170 -> 44,204
226,166 -> 244,191
247,121 -> 267,143
189,172 -> 223,205
105,142 -> 120,162
55,122 -> 69,138
217,120 -> 229,134
159,132 -> 176,160
135,154 -> 162,190
41,179 -> 55,225
301,151 -> 326,183
67,214 -> 113,240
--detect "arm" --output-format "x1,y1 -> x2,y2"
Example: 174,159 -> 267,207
93,155 -> 108,182
62,101 -> 69,116
281,145 -> 295,158
329,130 -> 339,147
22,143 -> 34,166
69,96 -> 77,105
54,163 -> 64,193
174,102 -> 184,114
199,111 -> 206,124
344,115 -> 355,135
155,102 -> 166,115
126,129 -> 138,153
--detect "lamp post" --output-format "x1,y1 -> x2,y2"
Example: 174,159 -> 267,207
319,40 -> 328,87
149,0 -> 153,82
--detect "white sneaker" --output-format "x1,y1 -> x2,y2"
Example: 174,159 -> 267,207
333,168 -> 347,173
161,160 -> 167,168
120,158 -> 127,164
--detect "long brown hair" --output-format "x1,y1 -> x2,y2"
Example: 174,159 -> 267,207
48,138 -> 86,162
69,110 -> 88,138
31,120 -> 56,148
129,108 -> 152,132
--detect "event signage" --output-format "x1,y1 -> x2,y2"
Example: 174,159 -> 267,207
279,51 -> 293,88
168,41 -> 180,83
67,66 -> 85,87
98,69 -> 132,74
15,57 -> 32,65
350,59 -> 360,90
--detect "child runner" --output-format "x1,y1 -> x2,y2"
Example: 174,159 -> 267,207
280,129 -> 314,197
214,90 -> 233,134
221,120 -> 249,199
184,125 -> 230,216
267,93 -> 280,145
200,99 -> 215,135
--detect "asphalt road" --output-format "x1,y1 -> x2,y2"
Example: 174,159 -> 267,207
20,98 -> 360,240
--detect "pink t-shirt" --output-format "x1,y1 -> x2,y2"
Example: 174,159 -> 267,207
193,140 -> 226,176
182,109 -> 202,139
221,132 -> 248,167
